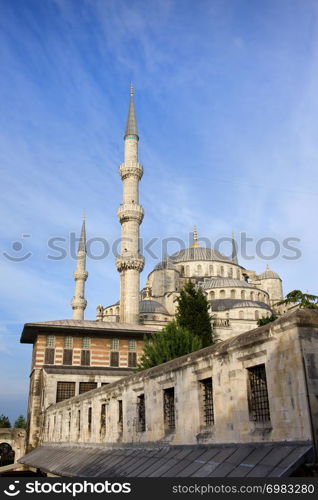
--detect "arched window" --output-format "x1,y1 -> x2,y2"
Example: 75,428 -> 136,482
231,289 -> 236,299
210,291 -> 215,300
226,312 -> 229,319
185,265 -> 190,276
258,292 -> 261,300
109,308 -> 113,315
228,268 -> 233,277
250,292 -> 254,300
239,310 -> 244,319
241,290 -> 245,299
180,266 -> 184,276
255,310 -> 259,320
220,266 -> 224,276
209,265 -> 213,275
220,289 -> 225,298
197,264 -> 202,275
236,269 -> 240,279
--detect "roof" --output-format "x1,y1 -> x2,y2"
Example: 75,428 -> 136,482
19,442 -> 313,477
139,300 -> 169,314
20,320 -> 159,344
124,83 -> 138,138
170,246 -> 231,264
201,278 -> 253,289
210,299 -> 272,312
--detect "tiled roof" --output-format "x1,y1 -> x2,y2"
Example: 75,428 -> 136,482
19,442 -> 312,477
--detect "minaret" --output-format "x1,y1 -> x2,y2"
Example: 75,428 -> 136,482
231,231 -> 238,265
71,215 -> 88,320
116,84 -> 144,323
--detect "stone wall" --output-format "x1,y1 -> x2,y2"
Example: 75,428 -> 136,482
0,428 -> 26,461
42,310 -> 318,449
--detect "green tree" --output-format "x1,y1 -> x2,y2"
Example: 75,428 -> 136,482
138,321 -> 202,370
276,290 -> 318,309
175,280 -> 213,347
14,415 -> 27,429
257,314 -> 278,327
0,414 -> 11,428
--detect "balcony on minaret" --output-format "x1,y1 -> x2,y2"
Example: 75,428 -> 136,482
117,203 -> 144,224
116,253 -> 145,273
119,162 -> 143,181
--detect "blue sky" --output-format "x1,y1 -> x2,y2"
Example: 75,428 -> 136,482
1,0 -> 318,423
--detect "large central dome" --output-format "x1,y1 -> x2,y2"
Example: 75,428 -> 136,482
169,246 -> 231,263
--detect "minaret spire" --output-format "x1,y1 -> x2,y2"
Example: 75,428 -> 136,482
231,231 -> 238,265
116,85 -> 144,323
71,214 -> 88,320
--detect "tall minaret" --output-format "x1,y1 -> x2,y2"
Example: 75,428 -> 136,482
116,84 -> 144,324
71,215 -> 88,320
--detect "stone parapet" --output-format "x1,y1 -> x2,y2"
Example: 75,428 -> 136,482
116,253 -> 145,272
119,162 -> 143,180
117,203 -> 144,224
71,297 -> 87,310
73,270 -> 88,281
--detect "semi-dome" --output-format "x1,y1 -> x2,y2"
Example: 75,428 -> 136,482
170,246 -> 231,263
259,265 -> 280,280
139,300 -> 169,314
154,259 -> 178,271
210,299 -> 271,312
201,278 -> 253,290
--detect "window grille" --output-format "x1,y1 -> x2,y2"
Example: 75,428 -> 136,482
111,338 -> 119,350
163,387 -> 175,429
63,349 -> 73,365
200,378 -> 214,426
44,348 -> 55,364
56,382 -> 75,403
128,352 -> 137,368
247,364 -> 271,422
82,337 -> 90,348
64,336 -> 73,348
128,339 -> 136,351
118,400 -> 123,431
137,394 -> 146,432
81,350 -> 90,366
79,382 -> 97,395
46,335 -> 55,347
110,351 -> 119,367
88,407 -> 92,432
100,404 -> 106,432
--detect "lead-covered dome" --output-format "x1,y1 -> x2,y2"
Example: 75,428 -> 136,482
170,246 -> 231,263
259,265 -> 280,280
139,300 -> 168,314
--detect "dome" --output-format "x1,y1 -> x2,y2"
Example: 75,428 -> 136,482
170,246 -> 231,263
154,259 -> 178,271
210,299 -> 271,312
139,300 -> 169,314
201,278 -> 253,290
259,265 -> 280,280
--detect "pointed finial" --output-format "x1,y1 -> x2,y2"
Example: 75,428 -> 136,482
83,209 -> 86,220
78,216 -> 86,254
125,83 -> 138,138
191,225 -> 201,248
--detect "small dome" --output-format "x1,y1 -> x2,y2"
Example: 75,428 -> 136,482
259,265 -> 280,280
139,300 -> 168,314
170,246 -> 231,263
154,259 -> 178,271
201,278 -> 253,290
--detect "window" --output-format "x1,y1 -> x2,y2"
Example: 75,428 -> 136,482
88,407 -> 92,433
163,387 -> 175,430
250,292 -> 254,300
228,268 -> 233,277
128,339 -> 136,351
118,400 -> 123,432
56,382 -> 75,403
231,289 -> 236,299
111,338 -> 119,350
239,310 -> 244,319
44,348 -> 55,364
64,336 -> 73,348
79,382 -> 97,395
137,394 -> 146,432
255,310 -> 259,320
101,404 -> 106,433
110,351 -> 119,367
200,378 -> 214,426
220,266 -> 224,276
210,291 -> 215,300
128,352 -> 137,368
241,290 -> 246,299
220,289 -> 225,298
197,264 -> 202,275
247,364 -> 270,422
236,269 -> 240,279
81,350 -> 90,366
63,349 -> 73,365
209,265 -> 213,275
46,335 -> 55,347
82,337 -> 90,349
185,265 -> 190,276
